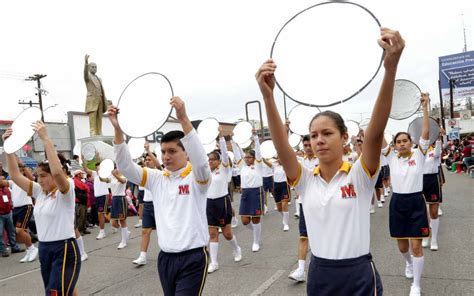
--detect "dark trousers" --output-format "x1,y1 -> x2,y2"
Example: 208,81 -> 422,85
158,247 -> 209,296
89,204 -> 99,226
0,213 -> 20,252
76,204 -> 87,232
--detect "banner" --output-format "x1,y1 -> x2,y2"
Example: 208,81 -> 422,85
439,51 -> 474,101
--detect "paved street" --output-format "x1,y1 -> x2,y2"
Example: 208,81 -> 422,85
0,169 -> 473,295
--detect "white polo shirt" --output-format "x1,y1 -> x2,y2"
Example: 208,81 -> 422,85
273,162 -> 287,183
110,175 -> 127,196
9,180 -> 33,208
208,137 -> 232,199
291,160 -> 379,259
301,156 -> 319,170
342,152 -> 358,165
92,171 -> 110,197
115,129 -> 211,253
262,162 -> 274,178
29,178 -> 75,242
232,135 -> 263,189
383,138 -> 429,194
423,140 -> 442,175
232,165 -> 240,177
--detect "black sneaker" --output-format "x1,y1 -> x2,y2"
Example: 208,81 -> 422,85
11,247 -> 26,253
1,251 -> 9,257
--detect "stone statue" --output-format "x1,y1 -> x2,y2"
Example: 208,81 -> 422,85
84,54 -> 109,136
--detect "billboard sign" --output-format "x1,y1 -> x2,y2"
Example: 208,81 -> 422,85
439,51 -> 474,100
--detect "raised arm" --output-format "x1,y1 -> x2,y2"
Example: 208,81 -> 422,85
81,156 -> 94,176
84,54 -> 90,82
253,131 -> 262,162
144,141 -> 162,170
218,134 -> 230,167
231,140 -> 243,164
0,130 -> 31,192
256,60 -> 299,182
421,93 -> 430,141
34,121 -> 70,193
112,170 -> 127,184
362,28 -> 405,175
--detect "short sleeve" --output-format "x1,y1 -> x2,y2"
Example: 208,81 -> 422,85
352,159 -> 379,195
419,138 -> 430,154
288,162 -> 313,202
30,181 -> 42,198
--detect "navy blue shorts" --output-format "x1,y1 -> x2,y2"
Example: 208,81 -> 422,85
438,165 -> 445,185
383,165 -> 390,179
389,192 -> 430,239
95,195 -> 107,213
39,238 -> 81,296
158,247 -> 208,296
206,195 -> 232,227
142,201 -> 156,229
137,190 -> 145,204
273,181 -> 290,203
13,205 -> 33,230
423,173 -> 442,204
299,204 -> 307,238
232,175 -> 241,188
375,167 -> 384,188
239,187 -> 264,217
307,253 -> 382,296
111,196 -> 127,220
262,176 -> 274,193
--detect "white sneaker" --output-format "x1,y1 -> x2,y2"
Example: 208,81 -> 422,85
438,207 -> 443,216
20,252 -> 30,263
381,195 -> 386,202
405,262 -> 414,279
288,268 -> 306,282
112,227 -> 118,233
387,187 -> 391,193
96,232 -> 106,240
422,238 -> 430,248
264,205 -> 268,215
117,242 -> 127,249
283,224 -> 290,232
288,201 -> 292,205
383,191 -> 388,198
218,228 -> 222,233
231,217 -> 238,228
377,201 -> 383,208
233,246 -> 242,262
27,247 -> 38,262
409,284 -> 421,296
135,221 -> 142,228
133,255 -> 147,265
81,254 -> 89,262
294,212 -> 300,218
207,262 -> 219,273
370,205 -> 375,214
274,205 -> 278,210
430,240 -> 438,251
252,243 -> 260,252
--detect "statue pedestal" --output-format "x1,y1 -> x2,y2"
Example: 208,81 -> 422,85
77,136 -> 115,161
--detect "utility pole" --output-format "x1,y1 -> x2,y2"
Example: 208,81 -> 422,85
24,74 -> 47,122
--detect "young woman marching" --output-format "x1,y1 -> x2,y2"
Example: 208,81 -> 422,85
207,129 -> 242,273
272,157 -> 291,231
3,122 -> 81,295
110,168 -> 129,249
231,131 -> 264,252
256,27 -> 404,295
421,131 -> 444,251
383,94 -> 431,296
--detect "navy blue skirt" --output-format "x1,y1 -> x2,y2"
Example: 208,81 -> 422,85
111,196 -> 127,220
207,195 -> 232,227
389,192 -> 430,238
423,173 -> 442,204
239,187 -> 264,217
307,253 -> 382,296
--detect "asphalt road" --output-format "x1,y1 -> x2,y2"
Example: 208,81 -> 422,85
0,169 -> 472,295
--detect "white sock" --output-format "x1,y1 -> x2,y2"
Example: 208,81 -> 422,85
121,227 -> 129,243
431,218 -> 439,242
99,229 -> 105,235
76,236 -> 86,256
27,245 -> 35,251
298,259 -> 305,271
245,223 -> 253,231
412,256 -> 424,288
252,222 -> 261,245
140,251 -> 146,258
209,242 -> 219,265
295,202 -> 300,215
228,235 -> 239,252
402,251 -> 412,265
282,212 -> 289,226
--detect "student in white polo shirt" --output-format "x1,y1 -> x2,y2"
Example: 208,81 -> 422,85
3,122 -> 81,295
261,156 -> 274,214
288,135 -> 318,282
8,162 -> 38,263
383,94 -> 430,296
421,135 -> 443,251
272,157 -> 291,231
82,159 -> 111,240
132,141 -> 162,266
108,96 -> 211,296
206,131 -> 242,273
231,131 -> 264,252
109,168 -> 129,249
256,27 -> 405,295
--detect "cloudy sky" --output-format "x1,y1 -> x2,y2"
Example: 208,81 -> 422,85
1,0 -> 472,136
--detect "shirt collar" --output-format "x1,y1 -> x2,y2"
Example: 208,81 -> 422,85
163,162 -> 192,178
397,151 -> 414,159
313,161 -> 351,176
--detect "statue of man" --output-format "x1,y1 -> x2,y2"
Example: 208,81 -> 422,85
84,54 -> 108,136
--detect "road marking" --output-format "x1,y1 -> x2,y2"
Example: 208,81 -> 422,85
0,268 -> 40,283
250,269 -> 286,296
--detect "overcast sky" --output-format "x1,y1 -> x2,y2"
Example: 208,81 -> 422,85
1,0 -> 472,136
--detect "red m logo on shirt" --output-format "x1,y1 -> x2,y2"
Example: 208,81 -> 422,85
178,184 -> 190,195
408,160 -> 416,166
340,184 -> 357,199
